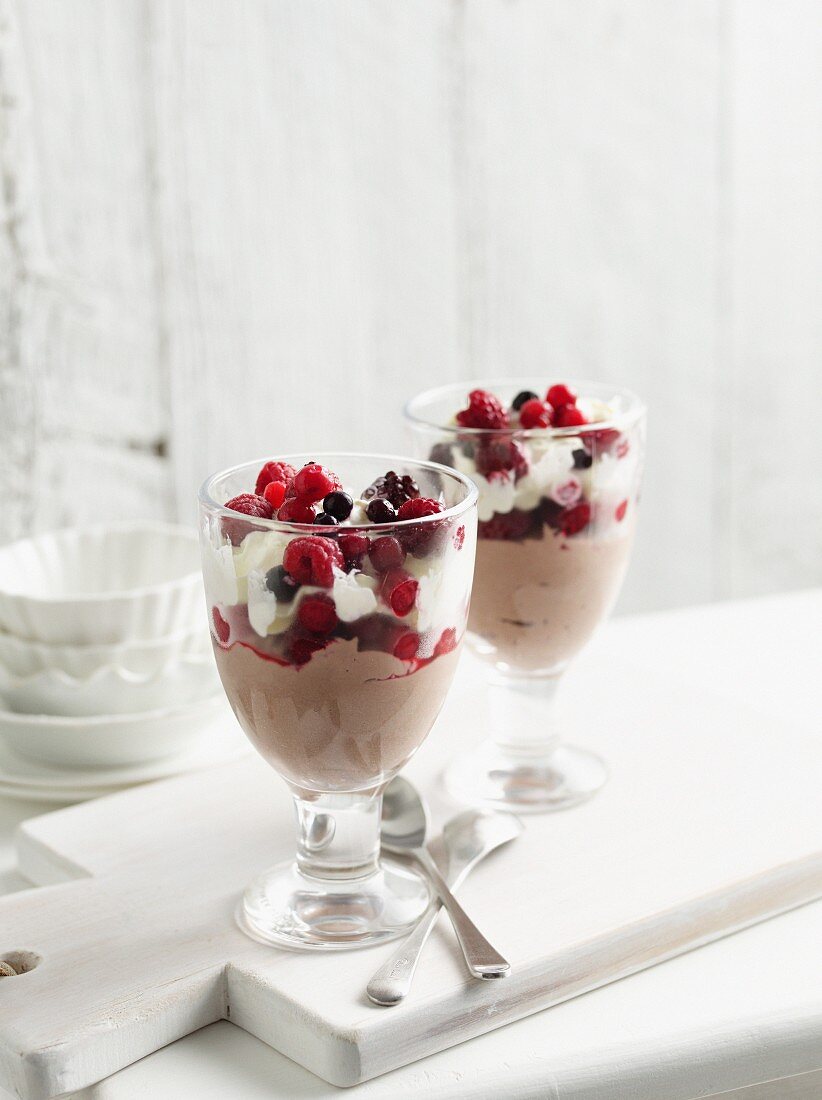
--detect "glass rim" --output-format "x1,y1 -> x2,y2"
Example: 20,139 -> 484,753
199,451 -> 480,534
404,377 -> 646,438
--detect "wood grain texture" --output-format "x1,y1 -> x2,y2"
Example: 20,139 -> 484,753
3,647 -> 822,1096
1,2 -> 821,609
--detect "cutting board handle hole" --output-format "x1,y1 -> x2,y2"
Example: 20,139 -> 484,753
0,950 -> 41,977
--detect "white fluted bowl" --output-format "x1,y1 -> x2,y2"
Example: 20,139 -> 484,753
0,522 -> 203,644
0,692 -> 231,769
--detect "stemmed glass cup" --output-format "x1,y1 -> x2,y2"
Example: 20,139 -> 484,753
199,454 -> 477,948
406,381 -> 645,812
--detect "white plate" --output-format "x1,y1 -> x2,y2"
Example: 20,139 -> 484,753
0,723 -> 250,803
0,692 -> 232,769
0,522 -> 203,644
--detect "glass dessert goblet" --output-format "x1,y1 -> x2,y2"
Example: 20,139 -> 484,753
406,380 -> 645,812
199,453 -> 477,949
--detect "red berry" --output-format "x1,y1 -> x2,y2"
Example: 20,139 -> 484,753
453,525 -> 465,550
455,389 -> 509,430
222,493 -> 275,545
559,501 -> 591,536
255,460 -> 297,496
519,399 -> 552,430
393,630 -> 420,661
616,438 -> 631,459
397,497 -> 444,521
478,509 -> 535,541
297,595 -> 338,636
615,499 -> 628,522
475,438 -> 529,480
211,607 -> 230,645
278,497 -> 316,524
552,404 -> 588,428
293,463 -> 341,503
283,536 -> 344,587
263,480 -> 286,509
224,493 -> 274,520
289,635 -> 330,666
546,383 -> 577,408
369,535 -> 406,573
381,569 -> 419,617
338,532 -> 369,570
434,627 -> 458,656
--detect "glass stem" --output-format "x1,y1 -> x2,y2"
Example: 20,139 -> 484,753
488,673 -> 563,757
292,789 -> 383,882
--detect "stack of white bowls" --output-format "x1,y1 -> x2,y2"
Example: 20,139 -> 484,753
0,522 -> 244,802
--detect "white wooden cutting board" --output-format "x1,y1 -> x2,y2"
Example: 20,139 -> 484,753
1,651 -> 821,1100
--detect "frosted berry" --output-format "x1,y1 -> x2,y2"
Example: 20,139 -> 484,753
322,491 -> 353,521
278,498 -> 316,524
211,607 -> 230,645
298,595 -> 338,636
511,390 -> 539,412
294,463 -> 341,503
283,536 -> 344,587
552,404 -> 588,428
263,480 -> 287,509
397,497 -> 444,521
519,399 -> 552,430
369,536 -> 406,573
366,498 -> 397,524
456,389 -> 509,430
265,565 -> 298,602
558,501 -> 591,536
255,460 -> 297,496
546,383 -> 577,408
381,569 -> 419,617
475,438 -> 528,480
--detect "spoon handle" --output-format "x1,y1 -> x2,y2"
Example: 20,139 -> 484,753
414,848 -> 509,979
367,844 -> 477,1006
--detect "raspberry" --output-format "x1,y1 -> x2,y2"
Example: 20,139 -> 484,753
297,595 -> 338,636
381,569 -> 419,617
278,498 -> 316,524
294,463 -> 341,503
362,471 -> 420,509
453,525 -> 465,550
397,497 -> 444,521
393,630 -> 420,661
222,493 -> 274,545
255,461 -> 297,496
283,536 -> 344,587
212,607 -> 230,645
338,532 -> 369,570
558,501 -> 591,536
289,635 -> 330,666
546,383 -> 577,408
263,480 -> 286,509
478,509 -> 536,541
615,499 -> 628,522
475,438 -> 528,480
552,404 -> 588,428
455,389 -> 509,430
581,427 -> 622,455
519,399 -> 552,430
434,627 -> 458,656
369,535 -> 406,573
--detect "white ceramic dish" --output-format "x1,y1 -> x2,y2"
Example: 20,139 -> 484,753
0,522 -> 203,644
0,654 -> 220,716
0,623 -> 210,681
0,692 -> 232,769
0,724 -> 250,803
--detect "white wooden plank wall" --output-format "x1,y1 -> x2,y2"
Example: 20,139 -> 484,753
1,0 -> 820,613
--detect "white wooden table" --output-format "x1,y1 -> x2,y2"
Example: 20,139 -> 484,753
1,590 -> 821,1100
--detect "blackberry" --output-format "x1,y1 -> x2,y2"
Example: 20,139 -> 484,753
361,470 -> 420,509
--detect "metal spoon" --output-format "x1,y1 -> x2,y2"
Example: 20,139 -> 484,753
369,805 -> 522,1005
380,777 -> 511,981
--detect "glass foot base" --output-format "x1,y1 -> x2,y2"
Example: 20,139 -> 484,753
443,740 -> 608,813
237,856 -> 431,950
